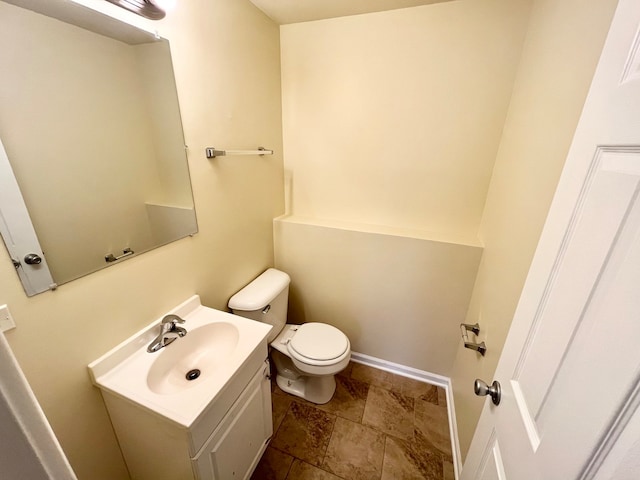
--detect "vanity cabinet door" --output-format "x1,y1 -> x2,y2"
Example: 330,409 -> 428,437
193,362 -> 272,480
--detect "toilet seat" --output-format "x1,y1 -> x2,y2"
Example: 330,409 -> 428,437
287,323 -> 350,366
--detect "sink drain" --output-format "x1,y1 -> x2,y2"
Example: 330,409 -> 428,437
185,369 -> 201,381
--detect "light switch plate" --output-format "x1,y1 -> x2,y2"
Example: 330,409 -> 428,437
0,304 -> 16,332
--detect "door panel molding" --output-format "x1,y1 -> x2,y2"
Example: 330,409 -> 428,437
514,147 -> 640,417
620,25 -> 640,84
476,429 -> 507,480
581,375 -> 640,480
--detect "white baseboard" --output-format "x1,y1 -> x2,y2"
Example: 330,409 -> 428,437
350,351 -> 463,479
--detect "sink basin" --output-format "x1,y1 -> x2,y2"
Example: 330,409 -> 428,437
88,295 -> 272,427
147,322 -> 240,395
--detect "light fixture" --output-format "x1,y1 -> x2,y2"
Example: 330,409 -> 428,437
106,0 -> 167,20
153,0 -> 177,11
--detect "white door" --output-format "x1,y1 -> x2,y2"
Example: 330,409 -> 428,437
0,138 -> 54,296
463,1 -> 640,479
0,333 -> 77,479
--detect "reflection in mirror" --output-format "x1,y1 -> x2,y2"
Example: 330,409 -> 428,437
0,0 -> 197,295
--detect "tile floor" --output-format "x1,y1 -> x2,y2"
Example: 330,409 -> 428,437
252,362 -> 455,480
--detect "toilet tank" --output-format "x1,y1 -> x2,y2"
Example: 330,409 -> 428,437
228,268 -> 290,343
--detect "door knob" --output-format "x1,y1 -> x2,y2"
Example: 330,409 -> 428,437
474,379 -> 501,406
24,253 -> 42,265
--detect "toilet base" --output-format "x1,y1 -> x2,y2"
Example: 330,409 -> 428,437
275,373 -> 336,405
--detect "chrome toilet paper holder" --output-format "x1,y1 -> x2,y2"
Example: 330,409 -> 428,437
460,323 -> 486,356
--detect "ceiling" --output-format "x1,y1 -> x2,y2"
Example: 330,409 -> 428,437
248,0 -> 455,25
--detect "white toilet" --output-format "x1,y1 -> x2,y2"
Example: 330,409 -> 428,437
228,268 -> 351,404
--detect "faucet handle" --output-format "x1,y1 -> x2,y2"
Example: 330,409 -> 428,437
161,314 -> 185,329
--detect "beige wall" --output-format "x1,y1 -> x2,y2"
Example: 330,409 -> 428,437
0,1 -> 283,479
274,217 -> 482,375
274,0 -> 531,380
280,0 -> 531,239
449,0 -> 619,460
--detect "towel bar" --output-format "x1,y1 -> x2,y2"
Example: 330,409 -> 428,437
205,147 -> 273,159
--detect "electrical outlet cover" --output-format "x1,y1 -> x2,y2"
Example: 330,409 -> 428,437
0,304 -> 16,332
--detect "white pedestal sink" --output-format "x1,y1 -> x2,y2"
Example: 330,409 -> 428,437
88,295 -> 273,480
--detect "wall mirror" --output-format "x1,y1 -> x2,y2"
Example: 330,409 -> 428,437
0,0 -> 197,296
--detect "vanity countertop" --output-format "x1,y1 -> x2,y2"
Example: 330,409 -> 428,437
88,295 -> 272,427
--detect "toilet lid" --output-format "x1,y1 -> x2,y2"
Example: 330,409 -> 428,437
288,323 -> 349,361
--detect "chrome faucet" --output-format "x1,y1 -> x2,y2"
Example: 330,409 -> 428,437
147,314 -> 187,353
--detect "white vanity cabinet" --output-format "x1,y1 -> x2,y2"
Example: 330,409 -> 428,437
89,298 -> 275,480
100,354 -> 272,480
193,363 -> 272,479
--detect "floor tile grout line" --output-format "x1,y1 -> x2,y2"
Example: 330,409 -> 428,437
276,389 -> 450,454
379,432 -> 390,480
281,455 -> 293,480
265,361 -> 450,480
318,404 -> 339,473
299,459 -> 350,480
272,392 -> 293,439
271,413 -> 349,480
